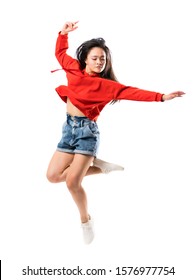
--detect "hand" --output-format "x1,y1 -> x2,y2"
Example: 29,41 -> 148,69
60,21 -> 79,35
162,91 -> 186,101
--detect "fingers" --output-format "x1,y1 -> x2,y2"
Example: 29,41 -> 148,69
73,20 -> 79,25
174,91 -> 186,97
64,21 -> 79,31
72,21 -> 79,30
61,21 -> 79,34
164,91 -> 186,101
170,91 -> 186,98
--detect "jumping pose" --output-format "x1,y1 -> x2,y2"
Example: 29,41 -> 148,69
46,21 -> 185,244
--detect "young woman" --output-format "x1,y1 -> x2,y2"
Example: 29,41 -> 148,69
46,21 -> 185,244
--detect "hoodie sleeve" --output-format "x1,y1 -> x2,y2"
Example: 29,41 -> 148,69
113,85 -> 164,102
91,77 -> 164,102
55,33 -> 80,70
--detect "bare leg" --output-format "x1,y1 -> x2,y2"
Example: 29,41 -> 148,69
86,165 -> 102,176
46,151 -> 74,183
46,151 -> 99,222
65,154 -> 94,222
46,151 -> 101,183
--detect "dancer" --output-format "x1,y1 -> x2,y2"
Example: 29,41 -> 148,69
46,21 -> 185,244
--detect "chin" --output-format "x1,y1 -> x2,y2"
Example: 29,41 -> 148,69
94,69 -> 102,74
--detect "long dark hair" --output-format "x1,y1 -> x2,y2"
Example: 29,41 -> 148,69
76,37 -> 118,104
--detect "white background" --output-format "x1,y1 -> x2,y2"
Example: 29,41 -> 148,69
0,0 -> 195,279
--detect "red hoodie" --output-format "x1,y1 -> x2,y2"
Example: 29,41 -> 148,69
54,33 -> 164,121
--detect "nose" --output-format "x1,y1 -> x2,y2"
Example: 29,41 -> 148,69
96,59 -> 102,65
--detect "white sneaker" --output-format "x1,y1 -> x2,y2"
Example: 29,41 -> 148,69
93,158 -> 124,174
81,218 -> 94,245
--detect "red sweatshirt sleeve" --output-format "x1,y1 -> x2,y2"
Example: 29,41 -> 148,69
113,85 -> 163,102
55,33 -> 80,70
86,78 -> 164,102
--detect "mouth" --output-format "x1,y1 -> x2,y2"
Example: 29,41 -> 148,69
95,66 -> 103,70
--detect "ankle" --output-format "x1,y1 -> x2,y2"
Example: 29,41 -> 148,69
81,214 -> 91,224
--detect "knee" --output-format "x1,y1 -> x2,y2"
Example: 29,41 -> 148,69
66,174 -> 80,192
46,170 -> 60,183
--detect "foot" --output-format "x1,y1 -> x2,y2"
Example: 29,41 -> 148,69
93,158 -> 124,174
81,217 -> 94,245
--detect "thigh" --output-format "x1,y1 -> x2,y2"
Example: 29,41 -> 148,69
47,151 -> 74,175
67,154 -> 94,185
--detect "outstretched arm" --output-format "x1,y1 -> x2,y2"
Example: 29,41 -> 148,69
162,91 -> 186,101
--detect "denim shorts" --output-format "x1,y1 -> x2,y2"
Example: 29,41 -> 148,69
57,114 -> 100,157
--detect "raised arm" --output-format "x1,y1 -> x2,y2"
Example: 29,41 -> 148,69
55,21 -> 80,70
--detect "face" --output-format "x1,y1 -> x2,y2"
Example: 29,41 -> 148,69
85,47 -> 106,75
